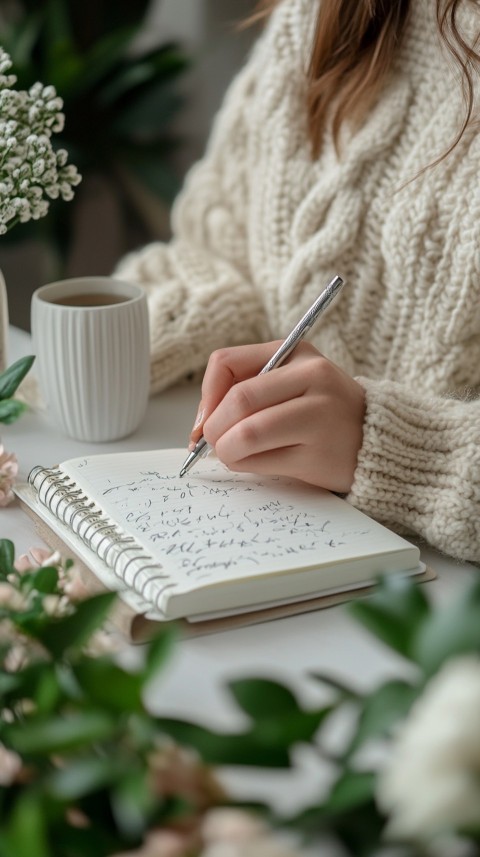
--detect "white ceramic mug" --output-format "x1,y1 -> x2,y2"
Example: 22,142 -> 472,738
31,276 -> 150,442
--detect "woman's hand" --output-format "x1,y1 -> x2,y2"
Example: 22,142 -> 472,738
189,341 -> 366,494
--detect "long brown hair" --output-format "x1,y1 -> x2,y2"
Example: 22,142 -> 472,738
249,0 -> 480,159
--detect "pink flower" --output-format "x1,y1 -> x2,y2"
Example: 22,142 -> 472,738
0,742 -> 22,785
113,829 -> 195,857
14,547 -> 59,573
0,444 -> 18,507
14,547 -> 91,600
63,570 -> 92,602
201,810 -> 305,857
201,809 -> 266,843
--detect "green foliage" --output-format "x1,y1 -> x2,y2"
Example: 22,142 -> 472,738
1,0 -> 190,265
157,676 -> 334,769
0,355 -> 35,424
1,537 -> 480,856
0,356 -> 34,399
283,574 -> 480,855
349,572 -> 430,659
0,538 -> 205,857
413,578 -> 480,674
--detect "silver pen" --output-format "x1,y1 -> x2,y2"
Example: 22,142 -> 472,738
179,274 -> 345,478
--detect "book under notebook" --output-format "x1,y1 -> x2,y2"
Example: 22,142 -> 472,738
19,448 -> 424,622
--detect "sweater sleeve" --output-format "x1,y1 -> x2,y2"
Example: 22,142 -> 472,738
114,37 -> 271,394
348,378 -> 480,562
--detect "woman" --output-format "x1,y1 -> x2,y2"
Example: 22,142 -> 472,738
115,0 -> 480,561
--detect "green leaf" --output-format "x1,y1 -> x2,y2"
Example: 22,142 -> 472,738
73,658 -> 143,713
43,0 -> 77,80
46,49 -> 85,97
0,670 -> 22,696
5,792 -> 49,857
346,679 -> 419,757
32,667 -> 61,715
142,627 -> 177,685
71,26 -> 139,96
41,822 -> 122,857
41,25 -> 141,102
156,702 -> 332,769
37,591 -> 116,656
0,399 -> 27,424
256,708 -> 331,749
228,679 -> 333,751
289,778 -> 383,855
0,663 -> 58,714
413,578 -> 480,675
111,769 -> 154,838
99,45 -> 189,106
98,58 -> 160,106
349,573 -> 431,660
7,608 -> 50,640
47,756 -> 126,800
0,355 -> 35,399
0,540 -> 15,578
113,86 -> 184,137
308,671 -> 360,700
325,770 -> 376,813
155,718 -> 292,767
229,678 -> 301,720
326,801 -> 386,857
3,14 -> 42,70
30,565 -> 59,594
4,710 -> 116,754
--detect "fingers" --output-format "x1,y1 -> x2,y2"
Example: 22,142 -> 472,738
188,342 -> 284,446
210,388 -> 363,493
210,397 -> 305,466
185,339 -> 365,495
208,393 -> 329,467
202,364 -> 311,448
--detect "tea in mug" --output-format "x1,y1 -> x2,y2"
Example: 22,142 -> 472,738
49,293 -> 130,307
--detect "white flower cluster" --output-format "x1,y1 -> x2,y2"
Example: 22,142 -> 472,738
378,655 -> 480,843
0,47 -> 81,235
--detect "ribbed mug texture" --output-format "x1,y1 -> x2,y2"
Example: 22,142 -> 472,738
31,278 -> 149,442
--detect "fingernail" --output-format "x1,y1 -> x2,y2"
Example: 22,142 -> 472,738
188,441 -> 196,452
193,407 -> 204,430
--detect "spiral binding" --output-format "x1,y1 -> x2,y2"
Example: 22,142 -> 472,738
29,467 -> 111,538
28,466 -> 171,612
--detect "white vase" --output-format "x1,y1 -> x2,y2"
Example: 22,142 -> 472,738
0,269 -> 8,373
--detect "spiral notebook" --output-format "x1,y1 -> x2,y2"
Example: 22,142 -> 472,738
16,448 -> 428,631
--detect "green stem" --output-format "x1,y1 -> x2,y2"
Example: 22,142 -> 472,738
4,215 -> 21,232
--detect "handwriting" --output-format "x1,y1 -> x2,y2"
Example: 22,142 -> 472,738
66,458 -> 374,586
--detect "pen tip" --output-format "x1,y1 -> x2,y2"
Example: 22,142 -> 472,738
179,454 -> 195,478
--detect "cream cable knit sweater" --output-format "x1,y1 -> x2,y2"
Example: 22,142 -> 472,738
115,0 -> 480,562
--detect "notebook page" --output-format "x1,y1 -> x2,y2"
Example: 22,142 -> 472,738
61,449 -> 417,596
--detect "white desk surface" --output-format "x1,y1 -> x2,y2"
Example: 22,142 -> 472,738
1,326 -> 476,818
